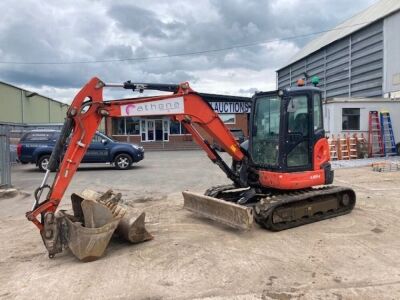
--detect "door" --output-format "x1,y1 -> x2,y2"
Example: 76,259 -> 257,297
163,119 -> 169,141
285,95 -> 311,169
155,120 -> 163,141
84,134 -> 109,163
146,120 -> 155,141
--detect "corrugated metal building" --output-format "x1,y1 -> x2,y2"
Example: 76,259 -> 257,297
0,81 -> 68,124
277,0 -> 400,99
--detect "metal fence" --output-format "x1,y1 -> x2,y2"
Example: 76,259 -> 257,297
0,125 -> 11,188
0,123 -> 65,188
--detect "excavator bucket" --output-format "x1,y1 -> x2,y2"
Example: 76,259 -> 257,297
182,191 -> 254,230
61,189 -> 152,261
60,208 -> 123,262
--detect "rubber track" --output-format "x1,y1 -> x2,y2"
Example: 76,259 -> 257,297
204,185 -> 356,231
254,186 -> 356,231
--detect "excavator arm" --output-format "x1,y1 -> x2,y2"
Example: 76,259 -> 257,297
26,77 -> 247,232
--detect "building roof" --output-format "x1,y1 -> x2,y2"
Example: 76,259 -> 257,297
325,97 -> 400,104
197,93 -> 251,103
0,80 -> 68,106
279,0 -> 400,70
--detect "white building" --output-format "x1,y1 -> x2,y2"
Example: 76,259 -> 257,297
324,98 -> 400,141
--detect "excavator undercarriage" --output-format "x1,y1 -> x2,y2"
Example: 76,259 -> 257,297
184,184 -> 355,231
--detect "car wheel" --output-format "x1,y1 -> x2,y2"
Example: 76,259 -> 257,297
114,153 -> 132,170
38,155 -> 50,172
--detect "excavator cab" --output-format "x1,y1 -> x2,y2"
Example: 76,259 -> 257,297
230,85 -> 333,192
250,86 -> 330,176
185,83 -> 354,231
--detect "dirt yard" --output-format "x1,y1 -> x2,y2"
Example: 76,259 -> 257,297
1,151 -> 400,299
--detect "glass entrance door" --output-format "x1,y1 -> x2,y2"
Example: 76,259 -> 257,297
140,119 -> 170,142
146,120 -> 155,141
155,120 -> 163,141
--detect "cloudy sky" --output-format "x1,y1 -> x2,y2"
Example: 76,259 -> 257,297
0,0 -> 376,103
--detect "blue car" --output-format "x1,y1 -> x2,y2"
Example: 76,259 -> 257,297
17,130 -> 144,171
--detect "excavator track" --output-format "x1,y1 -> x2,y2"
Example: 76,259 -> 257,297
203,185 -> 356,231
254,186 -> 356,231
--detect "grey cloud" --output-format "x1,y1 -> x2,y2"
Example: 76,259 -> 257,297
0,0 -> 376,99
108,4 -> 167,38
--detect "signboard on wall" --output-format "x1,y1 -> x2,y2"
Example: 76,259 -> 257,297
121,97 -> 184,116
210,102 -> 251,114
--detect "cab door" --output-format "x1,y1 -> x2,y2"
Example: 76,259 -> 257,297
283,93 -> 312,171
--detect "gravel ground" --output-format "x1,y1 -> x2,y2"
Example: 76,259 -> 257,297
1,151 -> 400,299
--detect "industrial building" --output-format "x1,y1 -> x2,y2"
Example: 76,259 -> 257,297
0,81 -> 68,125
277,0 -> 400,145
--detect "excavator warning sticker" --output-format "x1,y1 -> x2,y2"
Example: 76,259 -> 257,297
121,97 -> 185,116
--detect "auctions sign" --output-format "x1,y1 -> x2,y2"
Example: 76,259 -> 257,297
210,102 -> 251,114
121,97 -> 184,116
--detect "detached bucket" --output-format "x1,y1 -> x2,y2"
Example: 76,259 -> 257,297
62,211 -> 122,262
117,211 -> 153,243
67,189 -> 152,261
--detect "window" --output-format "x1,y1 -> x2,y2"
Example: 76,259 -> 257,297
112,117 -> 140,135
126,117 -> 140,135
313,93 -> 323,131
219,114 -> 236,124
91,134 -> 103,143
169,121 -> 181,134
251,96 -> 281,166
287,95 -> 308,136
23,132 -> 54,141
112,118 -> 125,135
342,108 -> 360,130
169,121 -> 189,135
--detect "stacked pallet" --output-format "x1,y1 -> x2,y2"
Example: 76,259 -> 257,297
327,133 -> 361,160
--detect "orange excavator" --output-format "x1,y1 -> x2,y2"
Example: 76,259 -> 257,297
26,77 -> 356,260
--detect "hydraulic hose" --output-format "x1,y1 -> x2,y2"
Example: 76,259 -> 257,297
47,118 -> 74,172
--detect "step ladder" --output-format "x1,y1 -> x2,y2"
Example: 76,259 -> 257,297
328,134 -> 338,160
380,111 -> 396,156
368,111 -> 384,157
347,134 -> 358,159
339,134 -> 350,160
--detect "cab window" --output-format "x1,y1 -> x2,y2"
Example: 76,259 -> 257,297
313,93 -> 323,131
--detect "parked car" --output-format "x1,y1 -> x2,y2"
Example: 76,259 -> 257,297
229,128 -> 245,144
17,130 -> 144,171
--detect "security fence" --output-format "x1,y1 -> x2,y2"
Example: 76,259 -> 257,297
0,123 -> 65,188
0,125 -> 11,188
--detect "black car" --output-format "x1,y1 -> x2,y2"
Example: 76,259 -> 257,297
17,130 -> 144,171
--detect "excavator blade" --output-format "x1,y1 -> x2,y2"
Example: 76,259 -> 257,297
182,191 -> 254,230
